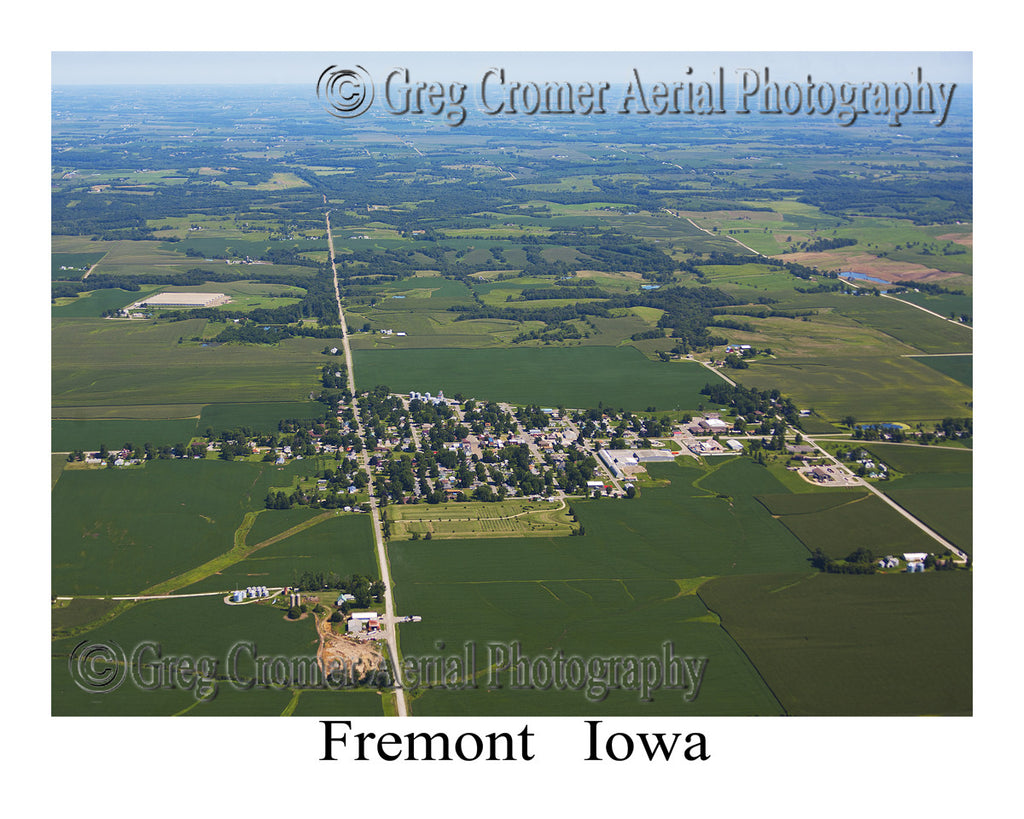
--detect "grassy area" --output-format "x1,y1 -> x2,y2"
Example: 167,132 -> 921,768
387,499 -> 574,540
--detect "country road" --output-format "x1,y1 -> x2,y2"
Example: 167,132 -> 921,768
796,428 -> 970,562
326,209 -> 409,716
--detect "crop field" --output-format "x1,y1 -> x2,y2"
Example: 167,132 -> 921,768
52,417 -> 200,452
698,571 -> 971,715
857,442 -> 973,475
692,263 -> 809,296
399,579 -> 783,716
390,458 -> 817,715
906,354 -> 973,387
53,318 -> 335,409
765,492 -> 937,559
52,286 -> 163,318
51,400 -> 326,451
894,291 -> 973,320
197,401 -> 327,434
387,499 -> 574,540
827,296 -> 973,354
755,490 -> 870,517
52,595 -> 322,716
735,354 -> 973,423
52,250 -> 107,278
52,458 -> 305,596
180,512 -> 378,593
286,690 -> 386,717
855,443 -> 972,553
884,486 -> 972,554
353,346 -> 725,411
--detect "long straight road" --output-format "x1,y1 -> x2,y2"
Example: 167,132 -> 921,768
326,210 -> 408,716
796,428 -> 969,562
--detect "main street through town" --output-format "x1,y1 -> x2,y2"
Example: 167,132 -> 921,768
326,209 -> 408,716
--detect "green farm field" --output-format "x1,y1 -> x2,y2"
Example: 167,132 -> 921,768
52,459 -> 306,596
735,354 -> 973,423
53,318 -> 338,410
906,354 -> 973,387
51,401 -> 326,451
757,492 -> 938,560
399,578 -> 783,716
52,287 -> 155,317
52,595 -> 323,716
894,292 -> 973,321
855,443 -> 972,553
179,512 -> 379,593
353,346 -> 725,411
827,296 -> 973,354
390,458 -> 815,715
52,251 -> 107,278
698,571 -> 971,715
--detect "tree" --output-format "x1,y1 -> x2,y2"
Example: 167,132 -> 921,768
625,485 -> 637,499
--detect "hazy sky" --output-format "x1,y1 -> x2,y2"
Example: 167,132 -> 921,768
51,51 -> 972,86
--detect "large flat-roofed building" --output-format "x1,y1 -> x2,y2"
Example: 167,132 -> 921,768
133,292 -> 230,308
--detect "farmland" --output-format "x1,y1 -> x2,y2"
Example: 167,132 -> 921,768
53,318 -> 335,410
855,442 -> 973,553
757,492 -> 938,560
698,571 -> 971,715
905,354 -> 973,387
354,346 -> 721,411
388,458 -> 815,715
50,77 -> 971,720
52,458 -> 308,596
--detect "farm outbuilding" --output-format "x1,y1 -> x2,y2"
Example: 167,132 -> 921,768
134,291 -> 229,308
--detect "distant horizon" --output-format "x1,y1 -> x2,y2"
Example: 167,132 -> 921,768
51,52 -> 972,86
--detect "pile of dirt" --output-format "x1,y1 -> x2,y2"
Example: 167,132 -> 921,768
315,614 -> 385,685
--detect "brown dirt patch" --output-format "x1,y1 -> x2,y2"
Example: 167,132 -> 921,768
937,232 -> 973,248
575,269 -> 644,281
772,250 -> 960,283
315,613 -> 385,683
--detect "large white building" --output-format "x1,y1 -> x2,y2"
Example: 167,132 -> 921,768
133,291 -> 229,308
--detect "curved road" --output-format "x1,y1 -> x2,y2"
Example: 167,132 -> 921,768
326,210 -> 409,716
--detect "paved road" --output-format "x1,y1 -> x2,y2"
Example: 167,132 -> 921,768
881,292 -> 973,330
326,210 -> 409,716
796,428 -> 969,562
